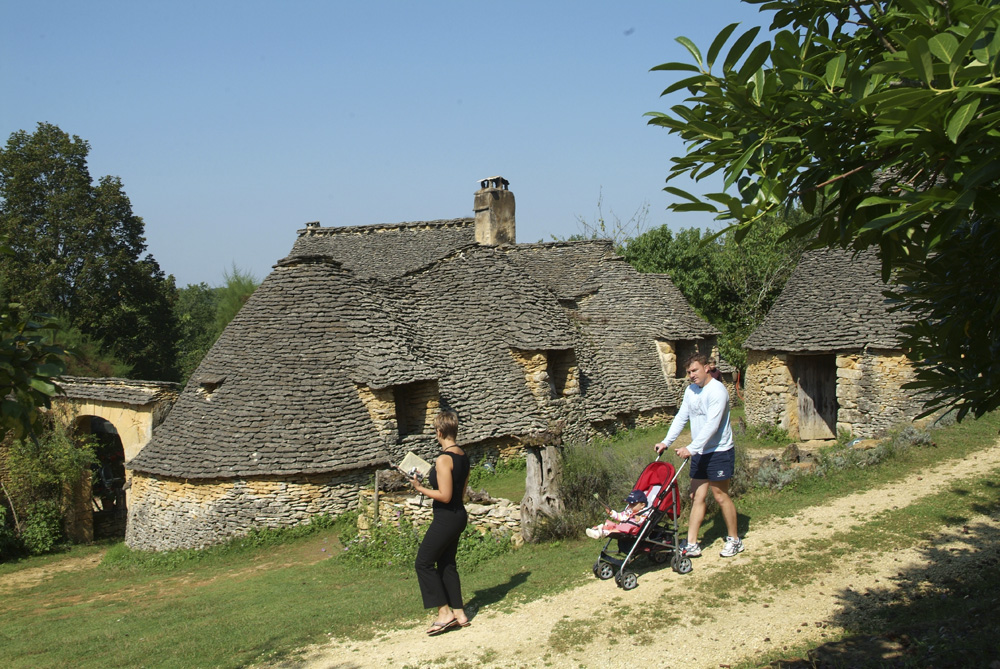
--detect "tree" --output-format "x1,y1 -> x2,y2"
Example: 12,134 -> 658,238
0,123 -> 179,380
621,215 -> 804,369
647,0 -> 1000,418
0,302 -> 67,440
173,265 -> 259,383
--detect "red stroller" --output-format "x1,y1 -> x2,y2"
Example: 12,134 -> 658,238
592,457 -> 691,590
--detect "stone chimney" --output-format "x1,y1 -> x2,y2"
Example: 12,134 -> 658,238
474,176 -> 515,245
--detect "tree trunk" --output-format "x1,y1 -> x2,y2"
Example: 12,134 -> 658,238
520,444 -> 564,543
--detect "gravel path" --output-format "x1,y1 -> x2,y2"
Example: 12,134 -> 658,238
269,438 -> 1000,669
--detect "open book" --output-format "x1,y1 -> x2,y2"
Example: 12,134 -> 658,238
397,451 -> 432,481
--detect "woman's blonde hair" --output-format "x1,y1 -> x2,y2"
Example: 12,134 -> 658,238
434,410 -> 459,440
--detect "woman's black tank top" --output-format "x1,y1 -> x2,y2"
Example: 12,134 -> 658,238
428,451 -> 470,511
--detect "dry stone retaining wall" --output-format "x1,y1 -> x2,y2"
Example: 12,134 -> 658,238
125,470 -> 369,551
358,489 -> 522,543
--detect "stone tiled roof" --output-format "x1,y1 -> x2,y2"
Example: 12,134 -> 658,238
507,242 -> 718,421
281,219 -> 476,279
132,226 -> 719,479
744,248 -> 904,352
56,376 -> 181,406
130,260 -> 400,478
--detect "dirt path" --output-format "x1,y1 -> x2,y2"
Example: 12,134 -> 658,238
269,439 -> 1000,669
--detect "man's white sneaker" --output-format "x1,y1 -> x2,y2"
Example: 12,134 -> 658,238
720,536 -> 745,557
586,527 -> 602,539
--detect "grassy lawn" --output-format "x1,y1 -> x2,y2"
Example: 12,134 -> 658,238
1,411 -> 997,668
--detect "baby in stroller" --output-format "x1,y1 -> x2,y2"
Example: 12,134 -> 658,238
591,459 -> 692,589
585,490 -> 648,539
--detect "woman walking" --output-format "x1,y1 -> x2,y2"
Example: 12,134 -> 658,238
409,410 -> 471,635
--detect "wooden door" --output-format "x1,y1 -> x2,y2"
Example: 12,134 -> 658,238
795,355 -> 837,440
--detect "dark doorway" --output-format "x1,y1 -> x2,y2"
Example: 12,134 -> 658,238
88,417 -> 127,538
793,355 -> 838,440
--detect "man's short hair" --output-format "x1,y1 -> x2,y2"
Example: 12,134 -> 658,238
685,353 -> 712,370
434,410 -> 459,440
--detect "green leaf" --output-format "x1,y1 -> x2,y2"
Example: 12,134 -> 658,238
35,362 -> 64,377
824,52 -> 846,89
707,23 -> 740,70
906,37 -> 934,86
650,61 -> 702,73
723,26 -> 761,74
661,74 -> 714,96
947,97 -> 981,143
737,42 -> 772,83
669,202 -> 719,213
28,377 -> 57,396
928,32 -> 959,64
663,186 -> 702,203
675,36 -> 704,70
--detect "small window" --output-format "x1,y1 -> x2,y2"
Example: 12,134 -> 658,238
196,375 -> 226,399
548,349 -> 577,397
393,380 -> 440,438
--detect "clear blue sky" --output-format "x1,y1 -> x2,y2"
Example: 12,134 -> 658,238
2,1 -> 769,287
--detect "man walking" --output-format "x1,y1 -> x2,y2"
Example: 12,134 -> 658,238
655,354 -> 744,558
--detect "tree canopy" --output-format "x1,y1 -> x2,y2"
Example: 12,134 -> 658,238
0,123 -> 179,380
622,214 -> 805,370
647,0 -> 1000,418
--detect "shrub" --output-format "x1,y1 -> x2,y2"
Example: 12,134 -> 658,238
0,505 -> 23,560
339,515 -> 514,572
754,460 -> 803,490
20,499 -> 64,555
339,516 -> 423,568
456,525 -> 514,570
4,420 -> 96,513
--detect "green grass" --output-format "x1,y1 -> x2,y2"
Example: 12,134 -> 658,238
1,411 -> 997,668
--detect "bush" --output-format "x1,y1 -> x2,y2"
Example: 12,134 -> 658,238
20,499 -> 64,555
339,517 -> 422,568
0,419 -> 96,561
339,516 -> 514,572
0,506 -> 23,560
754,459 -> 803,490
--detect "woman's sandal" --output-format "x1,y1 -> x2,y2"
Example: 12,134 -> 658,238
427,618 -> 459,636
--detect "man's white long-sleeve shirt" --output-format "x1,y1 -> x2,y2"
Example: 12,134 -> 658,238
661,378 -> 734,455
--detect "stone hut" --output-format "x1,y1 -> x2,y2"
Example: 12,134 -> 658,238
126,179 -> 719,551
743,248 -> 921,440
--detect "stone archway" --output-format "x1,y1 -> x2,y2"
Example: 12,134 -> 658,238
50,377 -> 180,542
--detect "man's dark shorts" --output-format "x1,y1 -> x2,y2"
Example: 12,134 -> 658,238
690,448 -> 735,481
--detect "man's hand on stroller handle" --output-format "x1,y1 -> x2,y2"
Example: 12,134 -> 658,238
654,441 -> 691,459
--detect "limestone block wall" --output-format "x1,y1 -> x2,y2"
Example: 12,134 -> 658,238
655,340 -> 677,380
836,348 -> 920,438
745,350 -> 796,431
126,470 -> 369,551
358,489 -> 521,542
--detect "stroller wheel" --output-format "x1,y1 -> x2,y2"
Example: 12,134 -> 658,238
593,560 -> 615,580
615,570 -> 639,590
651,550 -> 670,564
672,555 -> 693,574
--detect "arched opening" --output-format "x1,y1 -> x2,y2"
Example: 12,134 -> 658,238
78,416 -> 128,538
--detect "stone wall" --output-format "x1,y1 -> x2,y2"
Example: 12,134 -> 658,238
357,489 -> 522,543
745,350 -> 796,431
126,470 -> 370,551
746,348 -> 921,440
836,348 -> 920,438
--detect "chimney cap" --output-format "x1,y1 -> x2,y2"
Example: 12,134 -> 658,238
305,221 -> 321,228
477,176 -> 509,191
